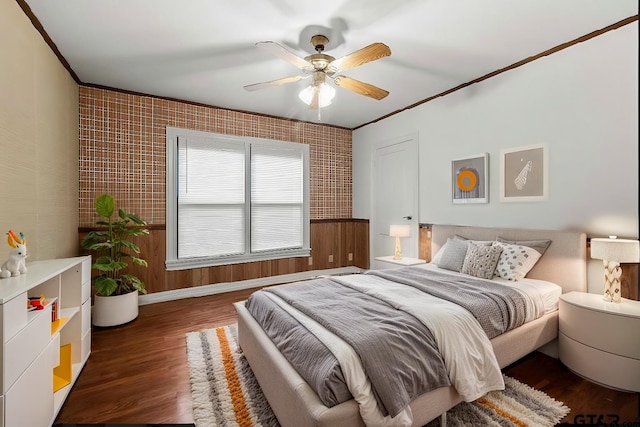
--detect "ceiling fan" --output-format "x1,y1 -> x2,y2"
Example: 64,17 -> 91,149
243,35 -> 391,110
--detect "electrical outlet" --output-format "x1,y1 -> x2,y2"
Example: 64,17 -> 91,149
308,256 -> 313,266
348,253 -> 353,261
328,254 -> 334,263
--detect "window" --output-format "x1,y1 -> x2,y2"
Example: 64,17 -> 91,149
166,128 -> 310,270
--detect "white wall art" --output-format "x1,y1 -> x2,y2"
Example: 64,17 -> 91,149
500,144 -> 548,202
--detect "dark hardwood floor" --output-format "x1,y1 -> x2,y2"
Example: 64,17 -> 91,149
504,353 -> 639,425
55,289 -> 639,425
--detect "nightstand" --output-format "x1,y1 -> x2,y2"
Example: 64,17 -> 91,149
373,256 -> 426,270
558,291 -> 640,392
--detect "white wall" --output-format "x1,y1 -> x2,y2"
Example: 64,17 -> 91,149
353,22 -> 638,292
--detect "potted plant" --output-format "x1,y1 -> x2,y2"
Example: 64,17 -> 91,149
81,194 -> 149,327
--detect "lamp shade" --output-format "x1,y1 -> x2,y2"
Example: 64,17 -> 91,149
591,238 -> 640,263
389,225 -> 411,238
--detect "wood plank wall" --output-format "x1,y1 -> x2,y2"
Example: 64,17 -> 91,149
618,263 -> 638,300
419,225 -> 432,262
79,219 -> 369,295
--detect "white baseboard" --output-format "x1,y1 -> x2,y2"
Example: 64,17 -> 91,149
138,266 -> 363,305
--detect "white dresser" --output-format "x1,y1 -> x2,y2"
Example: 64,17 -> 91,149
373,256 -> 426,270
558,291 -> 640,392
0,256 -> 92,427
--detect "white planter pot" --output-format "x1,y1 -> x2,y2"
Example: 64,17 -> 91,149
92,290 -> 139,327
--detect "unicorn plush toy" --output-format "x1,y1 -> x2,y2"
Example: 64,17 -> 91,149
0,230 -> 28,278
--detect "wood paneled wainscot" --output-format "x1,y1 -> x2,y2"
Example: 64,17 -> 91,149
79,219 -> 369,295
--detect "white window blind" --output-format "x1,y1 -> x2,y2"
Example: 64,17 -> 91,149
178,137 -> 246,258
251,145 -> 304,252
166,128 -> 310,270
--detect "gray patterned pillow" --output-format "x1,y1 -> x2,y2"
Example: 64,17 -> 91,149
436,238 -> 470,272
461,243 -> 503,279
493,241 -> 542,281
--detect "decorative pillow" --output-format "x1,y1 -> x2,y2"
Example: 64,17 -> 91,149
493,241 -> 543,281
431,236 -> 461,264
452,234 -> 494,246
496,237 -> 552,255
431,246 -> 444,265
436,238 -> 470,272
432,234 -> 492,265
461,243 -> 503,279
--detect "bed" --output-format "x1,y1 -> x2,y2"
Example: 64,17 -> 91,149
234,224 -> 587,427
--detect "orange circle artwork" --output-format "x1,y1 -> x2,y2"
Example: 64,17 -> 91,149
457,170 -> 477,192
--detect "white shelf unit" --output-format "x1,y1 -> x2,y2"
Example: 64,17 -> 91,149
0,256 -> 91,427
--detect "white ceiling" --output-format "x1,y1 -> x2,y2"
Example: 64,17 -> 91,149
22,0 -> 637,129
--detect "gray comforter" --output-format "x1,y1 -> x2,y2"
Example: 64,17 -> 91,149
368,267 -> 527,338
245,266 -> 529,418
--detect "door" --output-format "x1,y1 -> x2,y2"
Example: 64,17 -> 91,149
372,135 -> 419,260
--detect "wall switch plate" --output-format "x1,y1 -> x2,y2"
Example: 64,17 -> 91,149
308,256 -> 313,265
328,255 -> 334,263
348,253 -> 353,261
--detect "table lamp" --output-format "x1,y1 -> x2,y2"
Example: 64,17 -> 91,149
389,225 -> 411,260
590,237 -> 640,303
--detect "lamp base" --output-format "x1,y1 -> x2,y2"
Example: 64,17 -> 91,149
602,259 -> 622,303
393,237 -> 402,260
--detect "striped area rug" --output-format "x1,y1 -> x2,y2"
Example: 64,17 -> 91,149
186,325 -> 569,427
424,376 -> 570,427
186,325 -> 278,427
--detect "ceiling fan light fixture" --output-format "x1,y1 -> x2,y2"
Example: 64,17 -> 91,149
246,35 -> 390,109
298,82 -> 335,108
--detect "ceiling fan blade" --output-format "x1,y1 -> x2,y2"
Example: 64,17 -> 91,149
256,41 -> 313,70
329,43 -> 391,73
243,75 -> 306,91
333,75 -> 389,100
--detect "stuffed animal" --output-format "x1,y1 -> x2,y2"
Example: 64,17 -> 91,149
0,230 -> 28,278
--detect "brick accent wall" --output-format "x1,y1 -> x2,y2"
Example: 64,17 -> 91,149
78,86 -> 352,226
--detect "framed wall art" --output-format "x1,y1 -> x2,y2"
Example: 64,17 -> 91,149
500,144 -> 548,202
452,153 -> 488,204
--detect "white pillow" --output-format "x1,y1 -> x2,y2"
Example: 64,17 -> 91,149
431,245 -> 445,265
496,236 -> 552,255
493,241 -> 542,281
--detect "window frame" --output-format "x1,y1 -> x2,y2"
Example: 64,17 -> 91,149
166,127 -> 310,270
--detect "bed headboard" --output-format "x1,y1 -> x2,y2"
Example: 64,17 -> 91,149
431,224 -> 587,293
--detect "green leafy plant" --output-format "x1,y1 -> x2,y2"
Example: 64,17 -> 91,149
81,194 -> 149,297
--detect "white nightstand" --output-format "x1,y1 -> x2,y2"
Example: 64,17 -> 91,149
373,256 -> 426,270
558,291 -> 640,392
